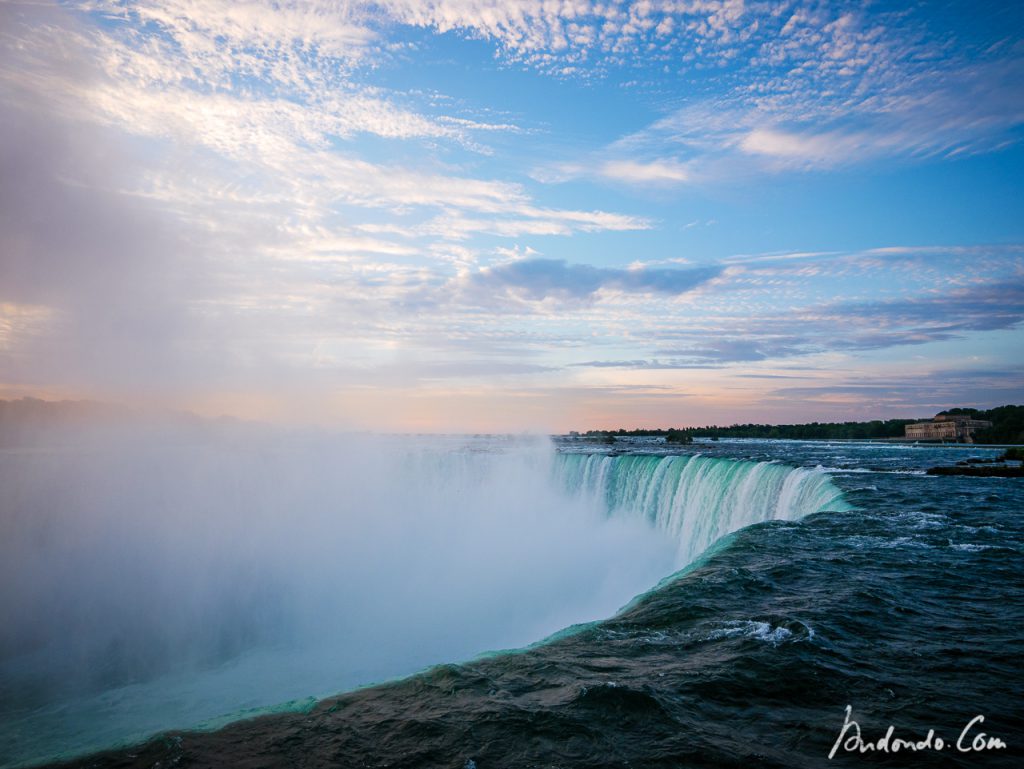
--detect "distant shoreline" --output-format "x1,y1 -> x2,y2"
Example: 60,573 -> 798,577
556,435 -> 1023,448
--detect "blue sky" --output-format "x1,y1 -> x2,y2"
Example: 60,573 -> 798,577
0,0 -> 1022,430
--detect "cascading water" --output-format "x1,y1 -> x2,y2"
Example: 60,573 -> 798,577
0,430 -> 849,769
557,453 -> 851,567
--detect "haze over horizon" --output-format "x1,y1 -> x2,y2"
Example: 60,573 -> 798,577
2,0 -> 1022,432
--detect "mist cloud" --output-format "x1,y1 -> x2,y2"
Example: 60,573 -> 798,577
0,423 -> 676,762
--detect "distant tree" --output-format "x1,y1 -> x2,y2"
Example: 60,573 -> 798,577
938,407 -> 981,417
973,405 -> 1024,444
665,430 -> 692,445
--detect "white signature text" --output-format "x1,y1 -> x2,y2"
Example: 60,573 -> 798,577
829,706 -> 1007,759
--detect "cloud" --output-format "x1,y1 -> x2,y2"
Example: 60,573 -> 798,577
377,0 -> 756,74
822,277 -> 1024,342
469,259 -> 721,302
90,0 -> 378,91
541,4 -> 1024,183
727,274 -> 1024,358
572,338 -> 807,369
764,366 -> 1024,413
417,208 -> 649,240
1,1 -> 649,256
599,159 -> 691,185
571,359 -> 735,370
738,128 -> 858,166
550,250 -> 1024,371
0,0 -> 663,401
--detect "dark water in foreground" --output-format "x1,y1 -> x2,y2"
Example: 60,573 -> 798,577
15,440 -> 1024,767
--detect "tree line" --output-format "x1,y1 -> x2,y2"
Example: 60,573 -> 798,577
577,405 -> 1024,444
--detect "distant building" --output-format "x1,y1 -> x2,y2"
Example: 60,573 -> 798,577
905,413 -> 993,443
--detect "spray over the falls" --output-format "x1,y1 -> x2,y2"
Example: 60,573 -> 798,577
0,427 -> 848,768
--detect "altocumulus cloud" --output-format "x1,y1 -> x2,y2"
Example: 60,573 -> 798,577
471,259 -> 722,302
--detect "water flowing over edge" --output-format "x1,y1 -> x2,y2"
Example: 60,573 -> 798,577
555,452 -> 851,569
0,444 -> 853,769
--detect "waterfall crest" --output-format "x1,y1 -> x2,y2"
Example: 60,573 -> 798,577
558,453 -> 850,566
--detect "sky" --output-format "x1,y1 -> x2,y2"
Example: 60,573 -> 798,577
0,0 -> 1022,431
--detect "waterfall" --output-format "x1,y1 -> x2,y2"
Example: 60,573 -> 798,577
0,434 -> 851,769
557,453 -> 850,567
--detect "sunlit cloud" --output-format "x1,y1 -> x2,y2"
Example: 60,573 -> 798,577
599,159 -> 691,185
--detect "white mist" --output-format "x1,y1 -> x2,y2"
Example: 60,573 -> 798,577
0,425 -> 676,767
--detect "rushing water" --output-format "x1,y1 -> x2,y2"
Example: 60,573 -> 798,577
557,453 -> 850,565
2,433 -> 1022,768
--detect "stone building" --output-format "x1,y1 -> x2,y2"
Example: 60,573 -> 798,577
905,413 -> 993,443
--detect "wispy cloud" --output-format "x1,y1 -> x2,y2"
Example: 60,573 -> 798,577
378,0 -> 754,75
763,366 -> 1024,415
467,259 -> 721,303
598,159 -> 691,185
541,4 -> 1024,184
545,247 -> 1024,371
